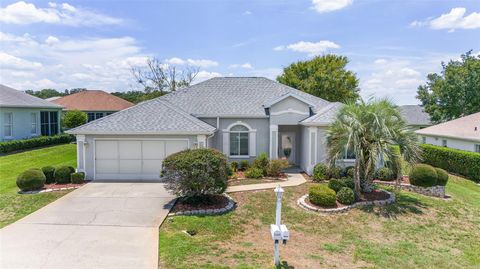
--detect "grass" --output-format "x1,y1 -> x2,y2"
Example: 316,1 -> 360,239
159,174 -> 480,268
0,144 -> 76,227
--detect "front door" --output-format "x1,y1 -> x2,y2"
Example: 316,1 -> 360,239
279,132 -> 295,164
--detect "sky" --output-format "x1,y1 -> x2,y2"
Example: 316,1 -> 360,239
0,0 -> 479,105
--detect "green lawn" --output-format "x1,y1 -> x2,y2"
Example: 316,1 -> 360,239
0,144 -> 76,228
159,175 -> 480,269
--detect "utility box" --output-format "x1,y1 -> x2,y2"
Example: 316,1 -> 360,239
280,224 -> 289,241
270,224 -> 282,241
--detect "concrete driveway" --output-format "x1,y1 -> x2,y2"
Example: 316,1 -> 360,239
0,182 -> 176,269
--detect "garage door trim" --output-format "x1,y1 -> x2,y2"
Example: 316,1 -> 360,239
93,138 -> 190,181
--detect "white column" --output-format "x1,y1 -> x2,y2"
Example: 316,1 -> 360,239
270,125 -> 278,159
76,135 -> 85,172
249,131 -> 257,157
197,135 -> 207,148
307,127 -> 317,173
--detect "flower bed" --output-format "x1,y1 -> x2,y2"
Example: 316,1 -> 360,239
168,194 -> 236,216
18,182 -> 86,194
297,189 -> 395,214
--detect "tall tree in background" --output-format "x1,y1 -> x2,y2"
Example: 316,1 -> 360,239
277,55 -> 360,103
417,51 -> 480,123
25,89 -> 64,99
131,57 -> 199,94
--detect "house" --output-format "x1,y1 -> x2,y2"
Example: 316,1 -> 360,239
67,77 -> 346,181
415,112 -> 480,153
399,105 -> 432,130
0,84 -> 63,141
51,90 -> 134,122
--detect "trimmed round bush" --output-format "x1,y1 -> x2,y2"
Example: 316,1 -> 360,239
435,168 -> 449,186
344,166 -> 355,179
375,167 -> 395,181
67,166 -> 76,174
54,166 -> 73,184
245,167 -> 263,179
328,178 -> 346,193
41,166 -> 56,184
309,185 -> 337,207
336,187 -> 355,205
71,172 -> 85,184
409,164 -> 438,187
162,148 -> 228,198
340,178 -> 355,190
313,163 -> 328,181
327,166 -> 342,179
17,168 -> 46,191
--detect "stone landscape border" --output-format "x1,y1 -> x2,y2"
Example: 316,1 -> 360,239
297,190 -> 396,214
18,185 -> 83,194
374,181 -> 446,198
168,193 -> 236,216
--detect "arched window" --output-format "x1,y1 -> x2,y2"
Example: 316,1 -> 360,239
229,125 -> 249,156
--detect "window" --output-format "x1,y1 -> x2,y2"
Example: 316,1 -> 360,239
31,113 -> 37,134
3,112 -> 13,137
229,125 -> 249,156
442,139 -> 447,147
475,144 -> 480,153
342,146 -> 356,159
95,112 -> 104,119
87,112 -> 105,122
422,136 -> 426,144
40,111 -> 59,136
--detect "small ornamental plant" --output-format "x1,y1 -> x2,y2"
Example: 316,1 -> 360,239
54,166 -> 73,184
312,163 -> 328,182
409,164 -> 438,187
17,168 -> 46,191
309,185 -> 336,207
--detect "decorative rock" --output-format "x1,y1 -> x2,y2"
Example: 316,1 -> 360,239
168,194 -> 237,217
375,181 -> 446,198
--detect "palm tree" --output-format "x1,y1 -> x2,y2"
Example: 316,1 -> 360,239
326,98 -> 421,197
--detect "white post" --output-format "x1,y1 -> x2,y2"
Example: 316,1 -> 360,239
273,185 -> 284,266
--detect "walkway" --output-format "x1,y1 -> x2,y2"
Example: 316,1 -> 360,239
227,171 -> 306,193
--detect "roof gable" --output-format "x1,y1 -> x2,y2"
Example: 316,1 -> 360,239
416,112 -> 480,142
52,90 -> 134,111
0,84 -> 62,109
263,92 -> 316,108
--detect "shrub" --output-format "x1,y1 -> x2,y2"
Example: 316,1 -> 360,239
435,168 -> 449,186
344,166 -> 355,179
162,148 -> 228,198
421,144 -> 480,182
62,110 -> 87,129
328,178 -> 346,193
327,166 -> 342,179
309,185 -> 337,207
67,166 -> 76,174
266,159 -> 289,177
375,167 -> 395,181
240,160 -> 250,171
226,165 -> 233,177
244,167 -> 263,179
0,134 -> 75,154
336,187 -> 355,205
71,172 -> 85,184
312,163 -> 328,182
41,166 -> 56,184
252,152 -> 269,175
340,178 -> 355,190
54,166 -> 73,184
230,162 -> 238,172
409,164 -> 438,187
17,168 -> 46,191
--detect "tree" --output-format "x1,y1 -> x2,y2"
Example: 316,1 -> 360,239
326,99 -> 421,197
25,89 -> 64,99
277,55 -> 360,103
62,110 -> 88,129
417,51 -> 480,123
131,57 -> 199,94
111,90 -> 165,104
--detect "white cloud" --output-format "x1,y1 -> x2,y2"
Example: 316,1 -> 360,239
0,52 -> 42,69
45,35 -> 59,45
186,59 -> 219,68
311,0 -> 353,13
0,1 -> 123,26
243,11 -> 252,15
411,7 -> 480,31
275,41 -> 340,56
229,63 -> 253,69
194,71 -> 222,82
374,58 -> 387,65
165,57 -> 185,65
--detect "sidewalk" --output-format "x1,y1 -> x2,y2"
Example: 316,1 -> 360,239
226,172 -> 306,193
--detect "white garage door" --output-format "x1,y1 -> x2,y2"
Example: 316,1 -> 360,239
94,139 -> 189,180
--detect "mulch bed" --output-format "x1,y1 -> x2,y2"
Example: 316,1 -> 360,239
234,171 -> 287,180
306,189 -> 391,209
171,195 -> 229,213
44,182 -> 86,190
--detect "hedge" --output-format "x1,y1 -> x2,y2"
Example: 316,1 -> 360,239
420,144 -> 480,182
0,134 -> 75,154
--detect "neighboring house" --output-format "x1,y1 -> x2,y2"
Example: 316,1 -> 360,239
67,77 -> 346,181
52,90 -> 134,122
416,112 -> 480,153
0,84 -> 63,141
399,105 -> 432,130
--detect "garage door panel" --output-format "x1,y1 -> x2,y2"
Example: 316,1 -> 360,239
119,141 -> 141,159
96,160 -> 118,174
142,141 -> 165,159
143,160 -> 163,175
119,160 -> 142,174
166,140 -> 188,156
96,141 -> 118,159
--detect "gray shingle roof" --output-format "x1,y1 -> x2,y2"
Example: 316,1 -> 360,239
399,105 -> 431,126
416,112 -> 480,142
0,84 -> 62,108
301,102 -> 343,126
160,77 -> 331,117
67,98 -> 216,135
